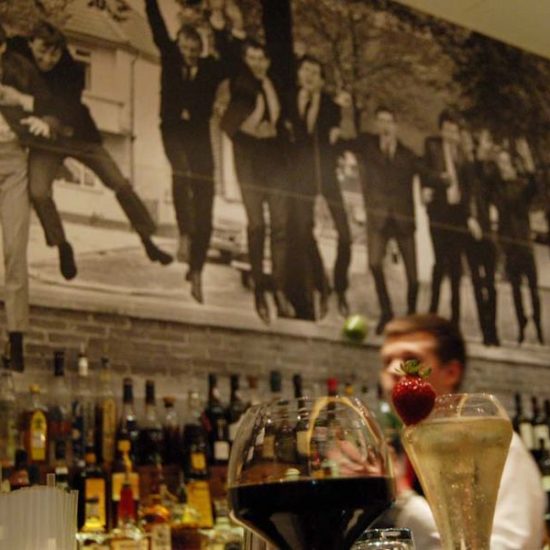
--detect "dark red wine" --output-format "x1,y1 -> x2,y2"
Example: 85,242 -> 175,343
229,476 -> 393,550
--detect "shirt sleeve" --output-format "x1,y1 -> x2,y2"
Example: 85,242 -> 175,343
490,433 -> 546,550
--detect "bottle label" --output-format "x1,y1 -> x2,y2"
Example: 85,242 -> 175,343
296,430 -> 309,456
30,410 -> 47,462
85,478 -> 107,527
186,480 -> 214,528
151,523 -> 172,550
542,474 -> 550,492
519,422 -> 534,450
533,424 -> 550,447
101,398 -> 117,464
214,441 -> 230,461
112,471 -> 140,501
191,452 -> 206,471
262,435 -> 275,459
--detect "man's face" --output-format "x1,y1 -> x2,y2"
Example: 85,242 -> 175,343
29,38 -> 62,72
244,47 -> 269,79
440,120 -> 460,145
375,111 -> 397,140
380,331 -> 463,399
177,34 -> 201,67
297,61 -> 323,93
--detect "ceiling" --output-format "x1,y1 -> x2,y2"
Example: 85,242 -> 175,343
394,0 -> 550,60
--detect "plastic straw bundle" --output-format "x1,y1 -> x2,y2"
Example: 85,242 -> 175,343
0,479 -> 78,550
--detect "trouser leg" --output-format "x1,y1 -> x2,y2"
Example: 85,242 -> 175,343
28,149 -> 66,246
0,145 -> 30,332
189,176 -> 214,273
395,231 -> 418,314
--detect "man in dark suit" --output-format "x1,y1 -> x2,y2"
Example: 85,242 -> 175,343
145,0 -> 243,303
221,39 -> 293,324
10,21 -> 172,282
0,24 -> 55,370
422,110 -> 481,327
344,106 -> 420,334
286,55 -> 351,320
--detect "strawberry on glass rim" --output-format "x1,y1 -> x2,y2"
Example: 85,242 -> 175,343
391,359 -> 436,426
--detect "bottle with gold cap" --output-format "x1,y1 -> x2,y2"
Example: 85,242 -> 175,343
20,384 -> 49,465
110,439 -> 140,531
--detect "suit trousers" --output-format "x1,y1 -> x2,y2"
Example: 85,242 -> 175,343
428,207 -> 467,324
233,133 -> 288,293
367,216 -> 418,318
161,124 -> 214,273
28,141 -> 156,247
465,235 -> 498,341
0,141 -> 30,332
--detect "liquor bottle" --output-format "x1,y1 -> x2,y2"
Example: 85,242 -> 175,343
182,391 -> 209,481
310,378 -> 338,471
227,374 -> 246,445
0,350 -> 17,467
117,377 -> 140,464
8,449 -> 30,490
344,380 -> 354,397
533,396 -> 550,455
162,396 -> 181,466
96,357 -> 117,467
170,474 -> 202,549
107,445 -> 147,549
77,447 -> 108,531
275,398 -> 297,464
512,392 -> 534,451
140,475 -> 173,550
111,439 -> 140,532
21,384 -> 49,465
203,374 -> 229,465
293,374 -> 309,465
72,349 -> 95,466
246,375 -> 261,407
48,350 -> 72,467
262,371 -> 283,461
137,380 -> 164,467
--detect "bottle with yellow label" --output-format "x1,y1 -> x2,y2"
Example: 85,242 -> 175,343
20,384 -> 48,465
77,448 -> 108,531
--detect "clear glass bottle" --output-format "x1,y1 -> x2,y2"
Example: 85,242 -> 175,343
48,350 -> 72,467
72,349 -> 95,467
0,351 -> 17,467
137,379 -> 164,467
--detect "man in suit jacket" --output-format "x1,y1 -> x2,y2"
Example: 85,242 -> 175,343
422,110 -> 481,327
145,0 -> 243,303
344,106 -> 420,334
221,39 -> 293,324
286,55 -> 351,320
0,24 -> 54,370
10,21 -> 172,282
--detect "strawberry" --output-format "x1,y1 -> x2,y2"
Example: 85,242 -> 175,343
391,359 -> 436,425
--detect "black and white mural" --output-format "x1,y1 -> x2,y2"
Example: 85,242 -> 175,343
0,0 -> 549,349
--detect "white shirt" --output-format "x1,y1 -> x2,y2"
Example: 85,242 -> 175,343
0,112 -> 16,143
442,140 -> 461,205
397,433 -> 546,549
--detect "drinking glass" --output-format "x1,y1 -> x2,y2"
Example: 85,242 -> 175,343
401,393 -> 513,550
353,528 -> 415,549
227,396 -> 395,550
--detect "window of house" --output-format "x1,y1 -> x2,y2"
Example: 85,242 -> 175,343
71,47 -> 92,91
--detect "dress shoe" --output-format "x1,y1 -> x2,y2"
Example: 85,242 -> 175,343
8,332 -> 24,372
142,237 -> 173,265
188,270 -> 204,304
58,241 -> 77,280
176,234 -> 190,263
336,292 -> 349,317
254,291 -> 270,325
273,290 -> 294,319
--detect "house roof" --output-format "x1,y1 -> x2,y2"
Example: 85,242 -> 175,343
64,0 -> 159,60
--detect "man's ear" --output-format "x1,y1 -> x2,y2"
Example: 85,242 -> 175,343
443,359 -> 464,390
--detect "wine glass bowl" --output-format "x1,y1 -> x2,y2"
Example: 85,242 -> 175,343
227,396 -> 395,550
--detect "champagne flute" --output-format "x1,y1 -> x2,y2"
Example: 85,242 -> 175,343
402,393 -> 513,550
227,396 -> 395,550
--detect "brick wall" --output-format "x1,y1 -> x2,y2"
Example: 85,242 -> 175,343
6,303 -> 550,416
